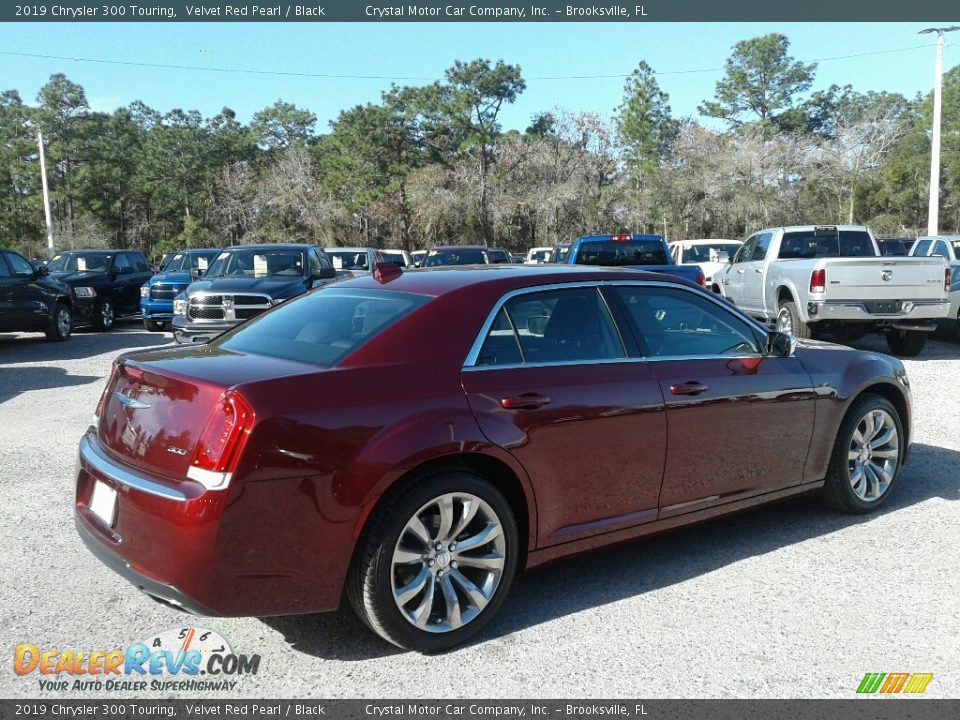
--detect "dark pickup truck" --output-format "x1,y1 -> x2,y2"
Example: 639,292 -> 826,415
563,234 -> 705,285
47,249 -> 153,331
0,248 -> 74,341
171,243 -> 342,344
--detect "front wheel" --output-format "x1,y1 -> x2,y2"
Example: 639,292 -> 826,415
885,329 -> 926,357
776,300 -> 810,339
92,299 -> 115,332
347,470 -> 519,652
144,319 -> 168,332
820,394 -> 904,514
45,302 -> 72,342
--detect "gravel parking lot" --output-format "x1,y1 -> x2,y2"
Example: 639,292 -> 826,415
1,323 -> 958,699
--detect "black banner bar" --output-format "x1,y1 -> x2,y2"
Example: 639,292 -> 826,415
4,0 -> 960,23
2,700 -> 960,720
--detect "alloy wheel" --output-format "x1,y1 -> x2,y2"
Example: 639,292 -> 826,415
847,408 -> 899,502
57,307 -> 71,337
101,302 -> 114,328
391,492 -> 506,634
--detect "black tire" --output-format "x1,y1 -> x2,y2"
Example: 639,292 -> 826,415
44,302 -> 72,342
820,394 -> 904,514
776,300 -> 810,339
144,319 -> 167,332
92,299 -> 115,332
885,329 -> 926,357
347,470 -> 519,653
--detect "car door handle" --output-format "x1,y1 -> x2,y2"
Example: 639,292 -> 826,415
501,393 -> 551,410
754,267 -> 763,273
670,382 -> 709,396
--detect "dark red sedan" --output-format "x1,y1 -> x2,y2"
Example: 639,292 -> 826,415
75,265 -> 911,651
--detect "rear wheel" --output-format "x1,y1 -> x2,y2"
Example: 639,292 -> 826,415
821,394 -> 904,513
776,300 -> 810,339
144,319 -> 167,332
92,299 -> 115,332
348,470 -> 519,653
885,329 -> 926,357
45,302 -> 72,342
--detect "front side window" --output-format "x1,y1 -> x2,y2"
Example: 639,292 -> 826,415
216,288 -> 430,366
47,253 -> 112,273
4,251 -> 34,277
476,287 -> 624,365
614,286 -> 762,358
328,250 -> 370,271
131,254 -> 150,273
932,241 -> 950,259
682,243 -> 741,264
113,254 -> 132,273
751,233 -> 772,261
733,236 -> 757,264
911,239 -> 932,256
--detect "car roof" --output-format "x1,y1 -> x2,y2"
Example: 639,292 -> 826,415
332,263 -> 691,298
670,238 -> 739,245
221,244 -> 316,251
325,246 -> 377,252
428,245 -> 489,252
576,234 -> 663,241
55,248 -> 138,254
763,225 -> 871,233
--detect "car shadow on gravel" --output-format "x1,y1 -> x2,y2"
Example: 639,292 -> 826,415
0,324 -> 171,364
0,366 -> 102,404
262,442 -> 959,660
840,335 -> 959,360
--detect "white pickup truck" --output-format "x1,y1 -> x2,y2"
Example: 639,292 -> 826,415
712,225 -> 951,356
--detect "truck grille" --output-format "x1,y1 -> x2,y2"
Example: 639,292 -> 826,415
150,283 -> 180,300
187,293 -> 273,323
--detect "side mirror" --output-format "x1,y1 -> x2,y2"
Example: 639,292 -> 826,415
312,267 -> 336,280
33,265 -> 50,278
766,331 -> 796,357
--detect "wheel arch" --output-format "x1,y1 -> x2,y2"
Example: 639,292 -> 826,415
848,381 -> 911,453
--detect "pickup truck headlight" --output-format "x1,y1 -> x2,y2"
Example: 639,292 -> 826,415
140,286 -> 149,298
173,298 -> 188,316
73,287 -> 96,298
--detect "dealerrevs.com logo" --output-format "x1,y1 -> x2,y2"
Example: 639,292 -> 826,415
13,627 -> 261,692
857,673 -> 934,695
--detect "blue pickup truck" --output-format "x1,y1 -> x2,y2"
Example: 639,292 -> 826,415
563,234 -> 705,285
140,248 -> 219,331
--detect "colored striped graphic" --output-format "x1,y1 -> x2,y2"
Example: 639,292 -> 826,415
857,672 -> 933,694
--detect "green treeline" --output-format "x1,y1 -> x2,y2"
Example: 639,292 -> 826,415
1,34 -> 958,259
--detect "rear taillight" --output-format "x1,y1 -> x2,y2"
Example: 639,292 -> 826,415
187,391 -> 254,491
946,267 -> 951,292
609,234 -> 632,241
695,271 -> 705,287
810,268 -> 826,294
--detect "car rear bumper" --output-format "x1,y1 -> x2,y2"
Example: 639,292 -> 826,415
74,430 -> 348,616
806,299 -> 950,325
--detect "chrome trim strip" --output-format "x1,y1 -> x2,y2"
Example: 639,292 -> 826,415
462,278 -> 771,369
79,434 -> 187,502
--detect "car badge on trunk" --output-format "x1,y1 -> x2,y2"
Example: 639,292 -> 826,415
167,446 -> 188,456
115,392 -> 150,410
882,270 -> 893,281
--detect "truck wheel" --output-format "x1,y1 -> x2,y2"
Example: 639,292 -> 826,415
885,330 -> 926,357
820,394 -> 904,514
144,319 -> 167,332
347,470 -> 519,652
776,300 -> 810,339
92,299 -> 115,332
45,303 -> 72,342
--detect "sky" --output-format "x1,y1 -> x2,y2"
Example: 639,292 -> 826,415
1,22 -> 958,132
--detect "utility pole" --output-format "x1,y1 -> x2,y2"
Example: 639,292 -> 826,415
919,26 -> 960,237
37,130 -> 55,258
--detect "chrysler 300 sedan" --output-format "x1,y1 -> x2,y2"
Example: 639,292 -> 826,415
75,264 -> 911,652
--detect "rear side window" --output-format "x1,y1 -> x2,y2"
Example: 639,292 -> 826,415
478,287 -> 624,365
215,288 -> 430,366
778,230 -> 875,259
911,239 -> 931,256
614,286 -> 761,358
131,254 -> 150,273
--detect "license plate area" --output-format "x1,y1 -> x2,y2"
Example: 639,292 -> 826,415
89,481 -> 118,528
865,300 -> 902,314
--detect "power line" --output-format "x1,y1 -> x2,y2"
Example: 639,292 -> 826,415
0,42 -> 942,83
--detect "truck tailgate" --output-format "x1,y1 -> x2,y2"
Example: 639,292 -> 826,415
822,257 -> 946,301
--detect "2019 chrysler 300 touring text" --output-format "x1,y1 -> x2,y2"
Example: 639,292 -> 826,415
74,264 -> 912,652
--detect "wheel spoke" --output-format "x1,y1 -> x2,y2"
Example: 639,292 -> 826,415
862,462 -> 879,499
405,515 -> 432,546
393,546 -> 424,565
454,522 -> 501,553
449,569 -> 490,610
454,552 -> 504,572
869,427 -> 895,450
412,576 -> 436,628
848,449 -> 861,462
871,447 -> 898,459
450,498 -> 479,541
439,575 -> 462,629
436,495 -> 455,543
849,464 -> 865,498
395,566 -> 429,606
871,461 -> 892,487
860,413 -> 877,443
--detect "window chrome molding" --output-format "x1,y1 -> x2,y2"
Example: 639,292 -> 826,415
462,279 -> 771,369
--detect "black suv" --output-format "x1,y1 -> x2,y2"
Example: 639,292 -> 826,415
0,248 -> 74,341
171,243 -> 340,344
47,249 -> 153,331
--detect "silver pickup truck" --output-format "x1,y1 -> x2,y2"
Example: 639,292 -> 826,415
712,225 -> 950,356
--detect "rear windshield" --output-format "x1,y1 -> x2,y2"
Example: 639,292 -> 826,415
778,231 -> 875,259
424,249 -> 487,266
47,253 -> 113,272
574,240 -> 667,266
214,288 -> 430,366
